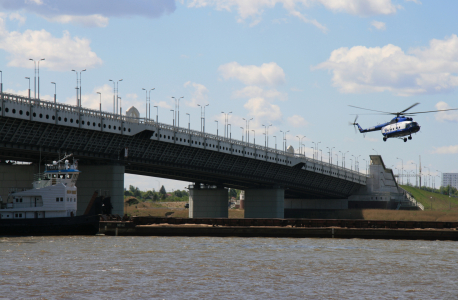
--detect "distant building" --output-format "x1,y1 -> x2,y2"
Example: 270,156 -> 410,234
442,173 -> 458,189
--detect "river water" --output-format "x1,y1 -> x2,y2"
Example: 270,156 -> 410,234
1,236 -> 457,299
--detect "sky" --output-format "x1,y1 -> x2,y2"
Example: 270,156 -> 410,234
0,0 -> 457,191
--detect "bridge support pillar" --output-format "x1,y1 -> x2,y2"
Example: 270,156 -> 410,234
77,164 -> 125,216
244,188 -> 284,218
189,185 -> 228,218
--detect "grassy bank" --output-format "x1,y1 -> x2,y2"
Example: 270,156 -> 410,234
401,185 -> 458,211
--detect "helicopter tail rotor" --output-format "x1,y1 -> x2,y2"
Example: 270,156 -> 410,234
349,115 -> 359,133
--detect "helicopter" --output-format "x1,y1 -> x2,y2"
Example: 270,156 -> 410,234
348,103 -> 458,142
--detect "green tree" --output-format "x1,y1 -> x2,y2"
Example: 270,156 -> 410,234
174,190 -> 183,198
159,185 -> 167,195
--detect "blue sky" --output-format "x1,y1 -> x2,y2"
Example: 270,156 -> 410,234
0,0 -> 456,191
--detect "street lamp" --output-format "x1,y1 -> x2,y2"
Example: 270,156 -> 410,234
221,111 -> 232,138
170,109 -> 175,127
109,79 -> 122,114
186,113 -> 190,130
372,148 -> 378,155
251,129 -> 255,146
30,58 -> 45,99
51,82 -> 56,104
172,96 -> 184,127
25,77 -> 31,98
197,104 -> 209,133
228,124 -> 232,140
243,117 -> 253,143
396,157 -> 404,185
263,124 -> 273,148
0,70 -> 2,93
240,127 -> 244,142
148,88 -> 155,120
214,120 -> 218,137
154,105 -> 159,123
142,88 -> 148,119
436,170 -> 442,189
72,69 -> 86,107
273,136 -> 277,150
411,162 -> 418,187
97,92 -> 102,111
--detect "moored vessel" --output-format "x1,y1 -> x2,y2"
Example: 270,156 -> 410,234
0,154 -> 99,235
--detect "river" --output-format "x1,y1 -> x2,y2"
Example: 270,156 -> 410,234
1,236 -> 457,299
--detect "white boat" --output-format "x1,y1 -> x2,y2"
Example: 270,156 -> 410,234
0,154 -> 99,235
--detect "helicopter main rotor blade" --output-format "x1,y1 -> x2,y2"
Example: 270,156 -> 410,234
400,102 -> 420,114
403,107 -> 458,115
348,105 -> 392,114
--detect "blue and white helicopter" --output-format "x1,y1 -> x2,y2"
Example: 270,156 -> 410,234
349,103 -> 458,142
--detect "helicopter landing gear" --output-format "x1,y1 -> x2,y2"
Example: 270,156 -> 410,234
408,135 -> 412,140
383,137 -> 387,142
404,138 -> 407,142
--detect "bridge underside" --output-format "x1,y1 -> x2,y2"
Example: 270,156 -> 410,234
0,117 -> 361,199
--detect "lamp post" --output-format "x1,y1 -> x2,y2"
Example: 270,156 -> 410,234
411,162 -> 418,187
280,130 -> 289,152
397,157 -> 404,185
25,77 -> 31,98
228,124 -> 232,140
423,166 -> 430,188
154,105 -> 159,123
240,127 -> 244,142
263,124 -> 272,148
214,120 -> 218,137
30,58 -> 45,99
186,113 -> 190,130
118,96 -> 122,116
148,88 -> 155,120
170,109 -> 175,127
97,92 -> 102,111
243,118 -> 253,143
142,88 -> 148,119
0,70 -> 2,94
273,136 -> 277,150
350,159 -> 353,171
372,148 -> 378,155
320,149 -> 323,162
436,170 -> 442,189
72,69 -> 86,107
221,112 -> 232,138
172,96 -> 184,127
363,158 -> 367,175
335,153 -> 339,168
51,82 -> 56,104
197,104 -> 209,133
251,129 -> 255,146
109,79 -> 122,114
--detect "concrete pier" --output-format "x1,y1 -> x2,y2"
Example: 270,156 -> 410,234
0,164 -> 39,202
244,188 -> 284,218
189,185 -> 228,218
77,164 -> 125,216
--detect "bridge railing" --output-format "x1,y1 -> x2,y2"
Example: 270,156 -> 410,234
2,92 -> 367,178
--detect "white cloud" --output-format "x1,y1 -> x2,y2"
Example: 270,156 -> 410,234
244,97 -> 282,122
184,81 -> 209,107
233,86 -> 287,101
0,16 -> 102,71
432,145 -> 458,154
185,0 -> 398,29
44,14 -> 109,28
371,20 -> 386,30
287,115 -> 308,128
9,13 -> 26,25
435,101 -> 458,122
0,0 -> 176,27
313,35 -> 458,96
219,62 -> 286,86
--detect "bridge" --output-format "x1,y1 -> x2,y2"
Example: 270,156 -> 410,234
0,92 -> 374,218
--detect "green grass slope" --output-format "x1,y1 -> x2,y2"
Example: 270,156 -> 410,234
401,185 -> 458,211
